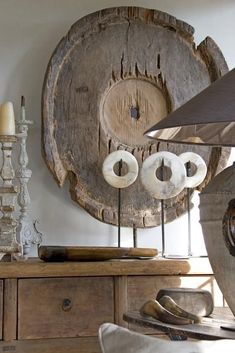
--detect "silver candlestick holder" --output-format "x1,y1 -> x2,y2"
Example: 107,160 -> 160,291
16,96 -> 42,256
0,135 -> 21,260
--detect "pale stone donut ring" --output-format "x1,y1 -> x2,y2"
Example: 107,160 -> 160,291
179,152 -> 207,188
102,150 -> 139,188
141,151 -> 186,200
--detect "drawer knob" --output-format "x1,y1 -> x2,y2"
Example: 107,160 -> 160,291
62,298 -> 72,311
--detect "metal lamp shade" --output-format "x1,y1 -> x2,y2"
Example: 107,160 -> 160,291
145,68 -> 235,147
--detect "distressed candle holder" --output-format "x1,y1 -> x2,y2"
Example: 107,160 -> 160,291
16,97 -> 43,256
0,135 -> 21,260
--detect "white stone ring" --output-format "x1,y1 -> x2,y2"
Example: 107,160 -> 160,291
102,150 -> 139,188
179,152 -> 207,188
141,151 -> 186,199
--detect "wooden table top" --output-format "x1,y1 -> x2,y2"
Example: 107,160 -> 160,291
0,256 -> 212,278
124,307 -> 235,340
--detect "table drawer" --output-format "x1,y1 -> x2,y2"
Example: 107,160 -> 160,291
18,277 -> 114,339
0,280 -> 2,340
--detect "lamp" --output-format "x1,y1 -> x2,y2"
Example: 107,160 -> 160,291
145,68 -> 235,317
145,68 -> 235,147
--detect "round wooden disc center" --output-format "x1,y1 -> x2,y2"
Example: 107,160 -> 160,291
101,78 -> 168,146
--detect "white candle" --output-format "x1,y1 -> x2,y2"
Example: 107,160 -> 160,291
0,101 -> 16,135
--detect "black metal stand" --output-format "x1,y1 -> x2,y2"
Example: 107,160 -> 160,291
160,159 -> 165,257
118,159 -> 122,247
133,227 -> 137,247
186,161 -> 192,257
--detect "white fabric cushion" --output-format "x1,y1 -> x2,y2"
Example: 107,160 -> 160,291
99,323 -> 235,353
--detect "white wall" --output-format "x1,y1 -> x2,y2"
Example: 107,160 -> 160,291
0,0 -> 234,257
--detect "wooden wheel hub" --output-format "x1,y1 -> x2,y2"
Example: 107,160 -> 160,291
101,78 -> 168,146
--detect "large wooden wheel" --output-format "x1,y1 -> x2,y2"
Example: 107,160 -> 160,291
42,7 -> 229,228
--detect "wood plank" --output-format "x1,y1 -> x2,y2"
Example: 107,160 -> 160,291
38,246 -> 157,261
0,337 -> 101,353
3,279 -> 17,341
114,276 -> 128,327
0,257 -> 213,278
0,280 -> 2,340
18,277 -> 114,339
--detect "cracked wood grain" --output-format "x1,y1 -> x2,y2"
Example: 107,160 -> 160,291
42,6 -> 229,228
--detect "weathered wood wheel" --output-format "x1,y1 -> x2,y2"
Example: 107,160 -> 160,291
42,7 -> 229,228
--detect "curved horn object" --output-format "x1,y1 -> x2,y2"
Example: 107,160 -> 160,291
179,152 -> 207,188
140,299 -> 193,325
158,295 -> 201,323
141,151 -> 186,200
102,150 -> 139,188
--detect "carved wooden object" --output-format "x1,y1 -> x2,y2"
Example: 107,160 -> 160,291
16,97 -> 42,256
0,136 -> 21,259
38,245 -> 157,261
42,7 -> 229,228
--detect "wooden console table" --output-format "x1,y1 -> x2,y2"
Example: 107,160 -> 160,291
0,257 -> 223,352
124,307 -> 235,340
